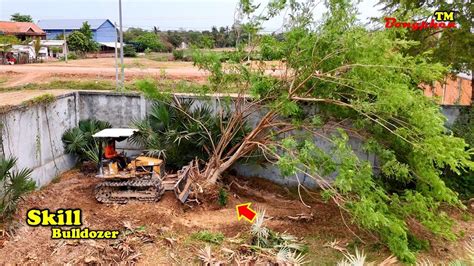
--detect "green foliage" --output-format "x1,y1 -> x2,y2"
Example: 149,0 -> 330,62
444,107 -> 474,199
22,93 -> 56,106
123,45 -> 137,57
33,37 -> 41,60
79,22 -> 93,40
66,23 -> 98,53
61,119 -> 111,162
0,157 -> 36,221
172,49 -> 184,60
452,107 -> 474,148
217,188 -> 228,206
378,0 -> 473,74
191,230 -> 225,245
132,32 -> 166,52
132,85 -> 248,169
260,35 -> 284,60
124,26 -> 242,49
60,51 -> 79,60
190,0 -> 474,262
67,31 -> 98,53
10,13 -> 32,22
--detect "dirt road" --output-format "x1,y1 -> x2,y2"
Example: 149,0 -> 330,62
0,64 -> 208,82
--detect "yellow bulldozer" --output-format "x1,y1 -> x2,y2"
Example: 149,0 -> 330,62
92,128 -> 192,204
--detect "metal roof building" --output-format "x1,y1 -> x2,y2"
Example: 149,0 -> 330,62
37,19 -> 117,42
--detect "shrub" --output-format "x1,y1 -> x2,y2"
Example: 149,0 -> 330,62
217,188 -> 228,206
0,157 -> 36,221
123,45 -> 137,57
62,119 -> 111,162
172,49 -> 184,60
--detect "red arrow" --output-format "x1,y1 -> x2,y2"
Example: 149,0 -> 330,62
236,203 -> 257,223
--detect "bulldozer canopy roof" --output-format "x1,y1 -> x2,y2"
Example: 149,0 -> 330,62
92,128 -> 138,138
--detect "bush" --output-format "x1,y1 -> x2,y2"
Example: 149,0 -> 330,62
62,119 -> 111,162
217,188 -> 228,206
123,45 -> 137,57
132,32 -> 166,52
260,35 -> 284,60
0,157 -> 36,221
172,49 -> 184,60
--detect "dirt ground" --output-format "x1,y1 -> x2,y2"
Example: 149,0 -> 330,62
0,170 -> 472,265
0,58 -> 208,88
0,57 -> 285,89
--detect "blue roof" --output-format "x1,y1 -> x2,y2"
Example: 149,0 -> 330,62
37,19 -> 113,30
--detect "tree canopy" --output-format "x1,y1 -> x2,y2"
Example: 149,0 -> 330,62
67,22 -> 98,53
10,13 -> 33,22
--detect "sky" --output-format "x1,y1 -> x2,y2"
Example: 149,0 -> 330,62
0,0 -> 382,32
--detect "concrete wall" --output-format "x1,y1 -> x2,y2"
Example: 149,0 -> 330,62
0,93 -> 78,187
0,91 -> 464,188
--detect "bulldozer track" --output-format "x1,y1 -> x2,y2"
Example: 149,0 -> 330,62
94,179 -> 165,204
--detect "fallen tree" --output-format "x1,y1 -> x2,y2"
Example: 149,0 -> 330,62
139,0 -> 474,262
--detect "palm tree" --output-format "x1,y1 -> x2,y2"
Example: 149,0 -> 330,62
0,157 -> 35,220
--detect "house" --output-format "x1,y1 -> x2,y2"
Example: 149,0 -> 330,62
37,19 -> 117,42
0,21 -> 46,40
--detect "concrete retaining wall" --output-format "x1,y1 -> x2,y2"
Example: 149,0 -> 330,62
0,91 -> 464,188
0,93 -> 78,187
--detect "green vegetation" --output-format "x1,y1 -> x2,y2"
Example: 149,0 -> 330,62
217,188 -> 228,206
0,157 -> 36,221
175,0 -> 474,262
67,22 -> 99,53
124,26 -> 245,51
379,0 -> 473,76
123,45 -> 137,57
62,119 -> 111,162
191,230 -> 225,245
10,13 -> 33,22
131,84 -> 248,169
444,107 -> 474,199
131,32 -> 168,53
22,93 -> 56,106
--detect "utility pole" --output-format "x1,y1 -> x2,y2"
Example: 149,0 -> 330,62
119,0 -> 125,91
114,23 -> 119,91
63,29 -> 67,63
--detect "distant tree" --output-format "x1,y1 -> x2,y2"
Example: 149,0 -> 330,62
10,13 -> 33,22
33,37 -> 41,61
67,31 -> 97,53
123,45 -> 137,57
66,22 -> 98,53
133,32 -> 166,52
0,36 -> 19,64
79,22 -> 93,40
123,27 -> 147,43
166,31 -> 183,47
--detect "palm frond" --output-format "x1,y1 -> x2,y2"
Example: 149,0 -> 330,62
337,248 -> 366,266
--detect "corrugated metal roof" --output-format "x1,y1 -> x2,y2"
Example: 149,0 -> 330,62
93,128 -> 138,138
37,19 -> 112,30
98,42 -> 124,48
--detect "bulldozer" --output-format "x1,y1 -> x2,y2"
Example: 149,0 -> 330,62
92,128 -> 192,204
